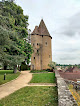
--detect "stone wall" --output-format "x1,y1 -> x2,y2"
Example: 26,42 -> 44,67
31,34 -> 52,70
64,79 -> 80,90
55,70 -> 78,106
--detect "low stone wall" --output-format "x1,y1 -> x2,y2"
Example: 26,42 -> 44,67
55,70 -> 78,106
64,79 -> 80,90
64,79 -> 80,85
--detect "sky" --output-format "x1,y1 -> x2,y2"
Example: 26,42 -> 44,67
15,0 -> 80,64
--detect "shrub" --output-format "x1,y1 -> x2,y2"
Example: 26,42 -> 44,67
20,62 -> 30,71
46,69 -> 53,72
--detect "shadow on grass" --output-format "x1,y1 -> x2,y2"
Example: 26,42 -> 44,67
0,70 -> 13,75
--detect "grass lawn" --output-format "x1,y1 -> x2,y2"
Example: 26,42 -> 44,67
30,70 -> 48,73
30,70 -> 53,73
30,73 -> 55,83
0,86 -> 58,106
0,70 -> 20,85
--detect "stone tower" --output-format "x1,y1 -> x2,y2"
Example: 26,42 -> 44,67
31,19 -> 52,70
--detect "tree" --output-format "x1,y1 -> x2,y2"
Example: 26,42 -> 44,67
48,61 -> 56,69
0,1 -> 33,73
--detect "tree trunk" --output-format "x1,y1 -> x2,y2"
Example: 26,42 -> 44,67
3,65 -> 7,70
18,65 -> 21,71
13,65 -> 17,73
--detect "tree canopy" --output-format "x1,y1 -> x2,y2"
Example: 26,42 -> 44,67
48,61 -> 56,69
0,1 -> 33,73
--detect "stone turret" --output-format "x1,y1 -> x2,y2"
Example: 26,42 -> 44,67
31,19 -> 52,70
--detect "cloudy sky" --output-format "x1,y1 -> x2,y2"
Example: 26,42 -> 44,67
16,0 -> 80,64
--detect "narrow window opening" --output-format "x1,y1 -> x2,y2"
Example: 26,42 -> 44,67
33,43 -> 34,46
45,42 -> 47,45
34,57 -> 35,59
49,55 -> 50,58
37,50 -> 38,53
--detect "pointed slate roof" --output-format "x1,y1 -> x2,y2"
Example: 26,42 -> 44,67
31,19 -> 51,37
38,19 -> 50,36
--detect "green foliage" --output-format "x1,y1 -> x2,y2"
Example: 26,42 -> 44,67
0,26 -> 9,46
48,61 -> 56,69
0,65 -> 2,68
20,62 -> 30,71
56,64 -> 80,69
0,1 -> 32,72
0,1 -> 29,38
46,68 -> 53,72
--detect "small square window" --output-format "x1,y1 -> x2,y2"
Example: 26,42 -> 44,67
37,43 -> 39,45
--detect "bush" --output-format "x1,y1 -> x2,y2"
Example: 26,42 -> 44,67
30,69 -> 54,73
20,62 -> 30,71
46,69 -> 53,72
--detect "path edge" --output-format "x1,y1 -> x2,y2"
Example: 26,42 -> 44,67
0,72 -> 22,87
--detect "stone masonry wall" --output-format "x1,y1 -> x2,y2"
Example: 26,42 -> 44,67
55,70 -> 78,106
64,79 -> 80,90
31,34 -> 52,70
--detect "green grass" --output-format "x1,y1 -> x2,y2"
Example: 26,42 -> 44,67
30,70 -> 53,73
30,73 -> 55,83
0,70 -> 20,85
0,86 -> 58,106
30,70 -> 48,73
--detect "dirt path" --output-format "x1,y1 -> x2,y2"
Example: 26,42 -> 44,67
0,71 -> 32,100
